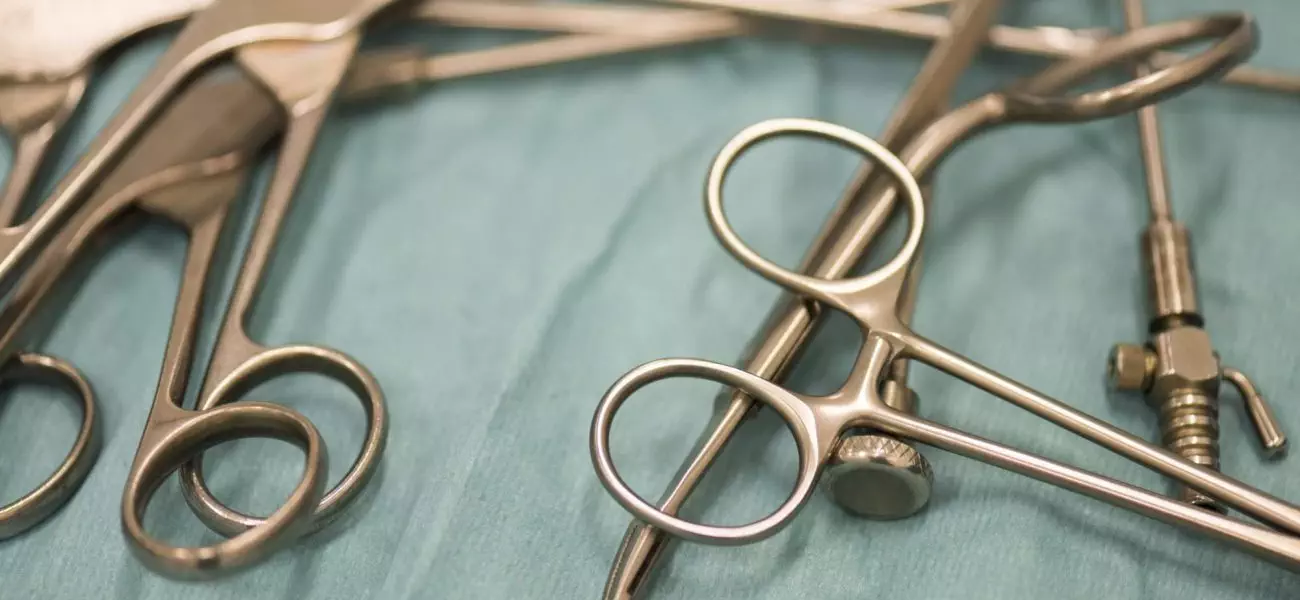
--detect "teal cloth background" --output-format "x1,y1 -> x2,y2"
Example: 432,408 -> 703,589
1,1 -> 1298,598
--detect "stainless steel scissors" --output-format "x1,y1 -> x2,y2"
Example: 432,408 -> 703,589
0,0 -> 758,568
0,0 -> 410,577
592,13 -> 1300,574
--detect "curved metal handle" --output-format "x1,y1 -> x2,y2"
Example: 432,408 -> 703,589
1223,367 -> 1288,459
590,357 -> 826,546
705,118 -> 926,317
121,402 -> 327,577
178,344 -> 387,536
0,353 -> 98,539
1003,13 -> 1256,121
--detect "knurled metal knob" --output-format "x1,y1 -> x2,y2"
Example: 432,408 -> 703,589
822,434 -> 934,520
1107,343 -> 1155,392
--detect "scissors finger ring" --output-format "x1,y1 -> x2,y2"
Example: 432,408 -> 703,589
0,352 -> 98,539
178,345 -> 385,536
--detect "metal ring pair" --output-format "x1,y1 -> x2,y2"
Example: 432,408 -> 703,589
121,345 -> 386,575
591,12 -> 1259,546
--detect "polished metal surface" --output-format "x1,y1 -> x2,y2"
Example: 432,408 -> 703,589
167,35 -> 386,543
0,353 -> 98,539
823,434 -> 933,519
0,0 -> 406,577
592,11 -> 1300,579
1108,0 -> 1286,513
344,1 -> 745,98
1144,221 -> 1198,319
602,2 -> 1001,595
667,0 -> 1300,96
1224,368 -> 1288,458
0,0 -> 771,552
0,0 -> 409,298
0,76 -> 97,541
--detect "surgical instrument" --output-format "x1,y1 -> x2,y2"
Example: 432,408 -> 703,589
0,0 -> 413,577
664,0 -> 1300,96
0,1 -> 219,540
0,0 -> 769,562
1105,0 -> 1286,512
592,12 -> 1300,582
345,1 -> 746,98
0,0 -> 208,253
602,0 -> 1001,596
0,0 -> 741,200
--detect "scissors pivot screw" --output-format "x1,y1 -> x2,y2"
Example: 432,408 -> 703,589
823,433 -> 933,520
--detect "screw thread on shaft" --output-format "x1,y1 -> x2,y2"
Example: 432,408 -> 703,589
1159,391 -> 1224,511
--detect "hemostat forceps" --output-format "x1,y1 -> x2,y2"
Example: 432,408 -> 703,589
602,0 -> 1002,595
593,13 -> 1300,577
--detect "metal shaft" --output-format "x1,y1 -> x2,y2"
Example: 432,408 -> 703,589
1123,0 -> 1174,222
666,0 -> 1300,97
602,1 -> 1001,597
1109,0 -> 1257,512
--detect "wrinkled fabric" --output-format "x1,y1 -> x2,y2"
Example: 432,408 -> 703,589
1,1 -> 1298,598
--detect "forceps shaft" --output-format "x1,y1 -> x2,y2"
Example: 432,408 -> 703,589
1123,0 -> 1172,222
604,1 -> 1001,596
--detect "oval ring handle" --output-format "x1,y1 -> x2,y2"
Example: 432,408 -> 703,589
590,357 -> 827,545
0,353 -> 99,539
121,402 -> 327,577
705,118 -> 926,315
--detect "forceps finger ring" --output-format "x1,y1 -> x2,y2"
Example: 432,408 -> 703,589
0,352 -> 98,539
121,401 -> 328,574
591,119 -> 925,545
178,345 -> 385,536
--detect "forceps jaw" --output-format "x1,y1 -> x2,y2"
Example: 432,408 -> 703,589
0,353 -> 98,540
121,402 -> 328,578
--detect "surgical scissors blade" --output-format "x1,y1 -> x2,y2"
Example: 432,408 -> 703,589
592,11 -> 1300,580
